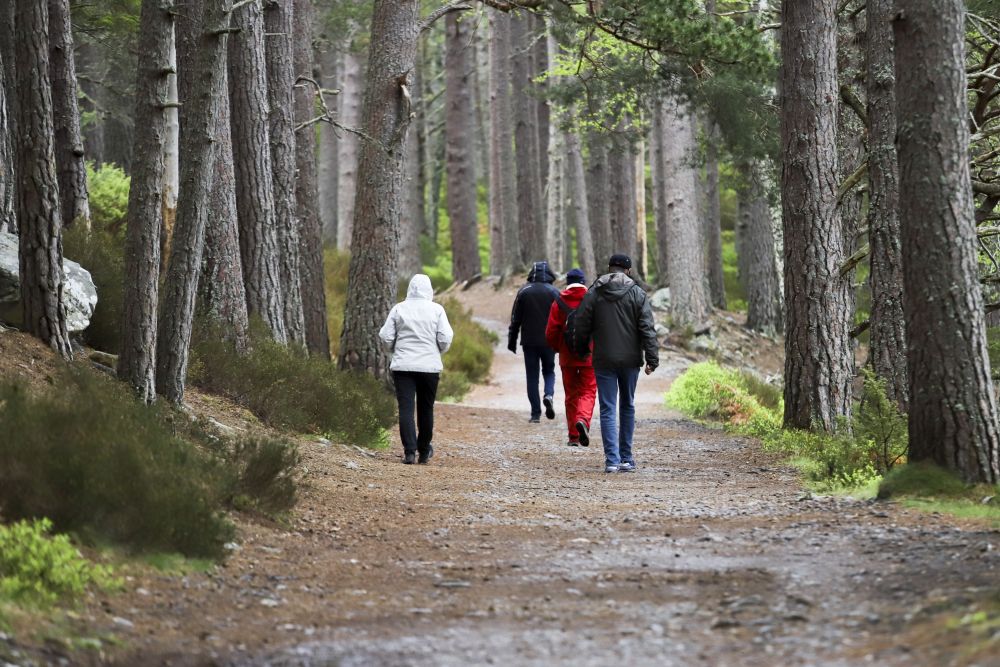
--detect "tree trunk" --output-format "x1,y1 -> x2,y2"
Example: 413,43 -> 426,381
264,0 -> 306,346
739,161 -> 783,335
337,0 -> 419,378
156,0 -> 235,403
317,44 -> 339,244
533,13 -> 550,191
894,0 -> 1000,483
48,0 -> 91,231
866,0 -> 907,410
634,138 -> 647,278
0,45 -> 14,235
445,12 -> 482,283
780,0 -> 853,431
336,46 -> 362,251
13,0 -> 72,359
837,10 -> 865,330
118,0 -> 174,398
472,10 -> 491,194
488,8 -> 518,275
511,11 -> 543,266
400,118 -> 423,278
160,22 -> 179,270
229,0 -> 287,342
293,0 -> 330,359
661,97 -> 711,326
608,126 -> 636,262
650,101 -> 668,284
704,120 -> 726,308
566,129 -> 596,281
586,130 -> 612,270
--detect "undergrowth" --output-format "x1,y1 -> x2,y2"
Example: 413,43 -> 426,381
878,463 -> 1000,526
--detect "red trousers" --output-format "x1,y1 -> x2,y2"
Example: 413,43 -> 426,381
561,365 -> 597,441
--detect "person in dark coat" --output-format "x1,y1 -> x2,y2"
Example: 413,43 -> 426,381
545,268 -> 597,447
574,254 -> 659,472
508,260 -> 560,423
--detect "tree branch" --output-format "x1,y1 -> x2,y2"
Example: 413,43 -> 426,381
840,84 -> 868,127
422,2 -> 474,32
837,159 -> 868,204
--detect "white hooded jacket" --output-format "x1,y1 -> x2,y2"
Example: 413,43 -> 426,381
378,274 -> 454,373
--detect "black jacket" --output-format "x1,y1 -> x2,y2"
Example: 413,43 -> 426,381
508,262 -> 559,350
574,272 -> 659,370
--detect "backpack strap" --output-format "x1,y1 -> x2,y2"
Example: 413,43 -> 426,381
554,295 -> 571,314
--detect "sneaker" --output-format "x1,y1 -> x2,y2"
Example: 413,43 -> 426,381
575,421 -> 590,448
619,461 -> 636,472
418,445 -> 434,464
604,465 -> 619,473
529,416 -> 541,424
403,452 -> 416,465
567,440 -> 580,447
543,396 -> 555,420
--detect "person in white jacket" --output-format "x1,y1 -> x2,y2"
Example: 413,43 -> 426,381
379,274 -> 454,464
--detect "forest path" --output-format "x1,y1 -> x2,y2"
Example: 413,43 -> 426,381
109,284 -> 998,667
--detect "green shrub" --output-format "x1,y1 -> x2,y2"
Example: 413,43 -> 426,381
878,463 -> 980,499
86,162 -> 130,231
188,322 -> 396,445
0,519 -> 117,607
224,437 -> 300,515
62,223 -> 126,355
855,370 -> 907,474
721,230 -> 747,312
324,247 -> 350,357
0,371 -> 234,559
664,361 -> 781,436
439,297 -> 497,400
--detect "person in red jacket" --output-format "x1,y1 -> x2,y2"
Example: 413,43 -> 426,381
545,268 -> 597,447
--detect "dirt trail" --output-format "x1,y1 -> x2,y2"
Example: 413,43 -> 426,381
31,282 -> 997,666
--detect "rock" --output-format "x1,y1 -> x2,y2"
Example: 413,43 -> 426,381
690,336 -> 718,354
111,616 -> 134,629
650,288 -> 671,311
0,231 -> 98,333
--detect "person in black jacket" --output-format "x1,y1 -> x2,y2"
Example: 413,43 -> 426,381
574,254 -> 659,472
508,261 -> 560,423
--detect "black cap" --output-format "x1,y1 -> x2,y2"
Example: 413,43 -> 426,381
608,253 -> 632,269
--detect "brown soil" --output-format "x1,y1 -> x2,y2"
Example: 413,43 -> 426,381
2,284 -> 998,667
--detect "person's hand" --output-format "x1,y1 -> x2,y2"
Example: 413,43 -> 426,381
645,364 -> 655,375
508,340 -> 517,354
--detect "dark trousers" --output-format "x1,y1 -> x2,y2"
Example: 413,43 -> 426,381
393,371 -> 439,456
522,344 -> 556,418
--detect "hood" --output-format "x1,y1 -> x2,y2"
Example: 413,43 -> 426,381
406,274 -> 434,300
527,261 -> 556,284
593,272 -> 635,302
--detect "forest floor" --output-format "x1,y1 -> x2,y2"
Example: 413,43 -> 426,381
3,284 -> 1000,666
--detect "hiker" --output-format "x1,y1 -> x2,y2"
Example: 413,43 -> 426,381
546,268 -> 598,447
379,274 -> 454,465
574,254 -> 659,473
508,260 -> 560,423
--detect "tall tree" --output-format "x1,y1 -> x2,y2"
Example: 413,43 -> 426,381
445,11 -> 482,282
161,20 -> 179,269
566,129 -> 596,280
317,44 -> 339,244
650,100 -> 668,283
264,0 -> 306,346
704,121 -> 726,308
229,0 -> 287,343
13,0 -> 72,359
337,0 -> 419,377
586,130 -> 612,267
336,45 -> 362,251
118,0 -> 173,398
894,0 -> 1000,483
293,0 -> 330,358
0,45 -> 14,235
608,128 -> 635,260
738,161 -> 782,334
488,8 -> 518,274
48,0 -> 91,230
780,0 -> 853,431
511,10 -> 543,265
157,0 -> 235,402
866,0 -> 907,410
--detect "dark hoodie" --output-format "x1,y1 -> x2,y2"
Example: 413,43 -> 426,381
508,261 -> 560,349
574,272 -> 659,370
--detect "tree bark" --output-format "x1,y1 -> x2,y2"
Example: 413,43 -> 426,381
0,45 -> 14,235
511,10 -> 543,266
533,14 -> 549,190
336,45 -> 362,251
337,0 -> 419,378
780,0 -> 853,431
634,138 -> 647,278
739,161 -> 783,335
48,0 -> 91,231
704,120 -> 726,309
866,0 -> 907,410
445,12 -> 482,283
894,0 -> 1000,483
650,101 -> 668,284
488,8 -> 518,275
317,44 -> 339,244
13,0 -> 72,359
160,22 -> 179,270
586,130 -> 612,269
293,0 -> 330,359
400,115 -> 424,278
608,127 -> 635,261
229,0 -> 287,342
566,129 -> 596,280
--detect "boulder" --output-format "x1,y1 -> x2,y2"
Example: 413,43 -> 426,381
650,287 -> 671,311
0,231 -> 98,333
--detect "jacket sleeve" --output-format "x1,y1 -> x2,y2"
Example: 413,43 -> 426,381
636,290 -> 659,369
544,299 -> 563,350
508,288 -> 524,351
437,306 -> 454,354
378,305 -> 399,352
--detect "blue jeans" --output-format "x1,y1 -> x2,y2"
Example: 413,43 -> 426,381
522,345 -> 556,418
595,367 -> 640,466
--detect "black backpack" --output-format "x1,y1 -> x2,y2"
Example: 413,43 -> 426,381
555,296 -> 589,358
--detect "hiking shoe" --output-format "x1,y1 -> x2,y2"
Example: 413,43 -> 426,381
418,445 -> 434,464
575,421 -> 590,447
403,452 -> 416,465
619,462 -> 636,472
529,416 -> 541,423
543,396 -> 555,420
567,440 -> 580,447
604,465 -> 619,473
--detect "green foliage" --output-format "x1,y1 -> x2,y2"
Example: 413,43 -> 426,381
664,361 -> 781,437
188,322 -> 396,445
855,370 -> 907,474
720,230 -> 746,312
879,463 -> 1000,525
225,437 -> 300,515
0,519 -> 117,607
439,298 -> 497,401
987,327 -> 1000,379
0,372 -> 234,558
85,162 -> 130,231
324,247 -> 350,357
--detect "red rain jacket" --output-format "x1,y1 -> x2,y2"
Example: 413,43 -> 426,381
545,284 -> 592,368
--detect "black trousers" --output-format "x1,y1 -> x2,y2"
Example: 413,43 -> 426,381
393,371 -> 440,456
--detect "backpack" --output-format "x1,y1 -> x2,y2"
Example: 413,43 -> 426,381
555,296 -> 589,358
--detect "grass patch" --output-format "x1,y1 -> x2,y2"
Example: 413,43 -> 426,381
439,297 -> 497,401
878,463 -> 1000,526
